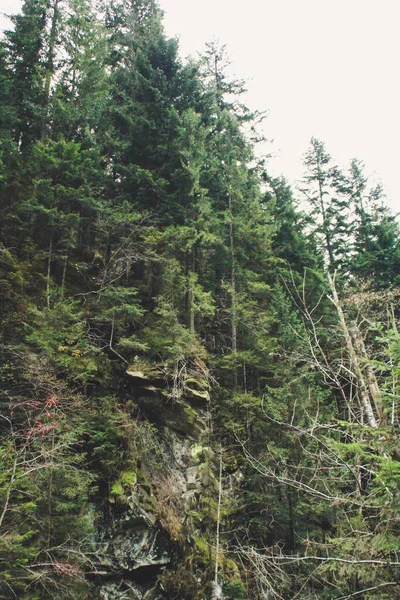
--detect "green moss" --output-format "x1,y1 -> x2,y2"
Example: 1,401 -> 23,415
110,470 -> 137,502
223,579 -> 246,599
194,535 -> 208,554
193,535 -> 212,565
121,470 -> 137,487
183,404 -> 197,424
190,443 -> 205,460
110,481 -> 123,500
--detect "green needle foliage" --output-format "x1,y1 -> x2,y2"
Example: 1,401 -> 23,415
1,1 -> 400,598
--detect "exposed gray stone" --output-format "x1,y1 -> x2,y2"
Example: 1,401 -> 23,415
96,369 -> 213,599
182,489 -> 197,510
111,522 -> 171,571
185,465 -> 200,489
99,581 -> 162,600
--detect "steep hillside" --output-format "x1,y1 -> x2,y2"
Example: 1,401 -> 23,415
1,1 -> 400,599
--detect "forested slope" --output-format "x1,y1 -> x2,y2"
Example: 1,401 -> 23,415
1,1 -> 400,599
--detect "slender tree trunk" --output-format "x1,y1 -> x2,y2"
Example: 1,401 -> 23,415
316,160 -> 335,269
212,447 -> 223,600
390,353 -> 396,426
109,318 -> 128,363
61,250 -> 68,295
0,451 -> 17,530
188,252 -> 196,335
189,286 -> 195,335
351,324 -> 385,424
389,307 -> 397,426
287,488 -> 295,553
47,431 -> 55,546
41,0 -> 60,140
327,273 -> 378,428
228,193 -> 238,388
46,231 -> 53,308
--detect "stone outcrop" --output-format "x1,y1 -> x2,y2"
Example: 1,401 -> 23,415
95,362 -> 213,599
125,363 -> 210,437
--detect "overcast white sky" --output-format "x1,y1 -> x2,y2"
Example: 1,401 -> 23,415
2,0 -> 400,212
160,0 -> 400,212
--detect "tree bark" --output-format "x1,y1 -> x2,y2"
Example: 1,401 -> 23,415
351,324 -> 385,424
46,231 -> 53,308
228,192 -> 238,388
188,252 -> 196,335
41,0 -> 60,140
316,157 -> 335,269
212,447 -> 223,599
327,273 -> 378,428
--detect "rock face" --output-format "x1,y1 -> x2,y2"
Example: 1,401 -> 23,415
98,520 -> 168,599
125,363 -> 210,437
95,362 -> 213,599
100,581 -> 162,600
103,512 -> 171,572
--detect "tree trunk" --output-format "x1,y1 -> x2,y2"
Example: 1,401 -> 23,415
228,193 -> 238,388
212,447 -> 223,599
327,273 -> 378,428
61,250 -> 68,295
351,324 -> 385,425
188,252 -> 196,335
41,0 -> 60,140
46,231 -> 53,308
316,158 -> 335,269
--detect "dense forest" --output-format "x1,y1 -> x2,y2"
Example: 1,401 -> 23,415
1,1 -> 400,598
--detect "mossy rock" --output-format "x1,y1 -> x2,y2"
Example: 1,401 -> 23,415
184,377 -> 210,405
126,361 -> 166,385
136,393 -> 205,437
190,443 -> 205,460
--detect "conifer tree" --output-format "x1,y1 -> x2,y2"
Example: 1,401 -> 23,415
301,137 -> 349,271
2,1 -> 400,598
50,0 -> 109,143
342,159 -> 400,288
4,0 -> 48,150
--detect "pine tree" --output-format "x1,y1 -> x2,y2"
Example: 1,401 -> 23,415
4,0 -> 49,150
102,0 -> 185,217
50,0 -> 109,143
267,174 -> 322,277
300,137 -> 350,271
2,1 -> 400,598
342,159 -> 400,288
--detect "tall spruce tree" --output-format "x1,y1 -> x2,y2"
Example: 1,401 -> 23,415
4,0 -> 49,150
301,137 -> 350,271
342,159 -> 400,288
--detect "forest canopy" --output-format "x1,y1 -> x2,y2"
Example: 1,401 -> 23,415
1,1 -> 400,599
